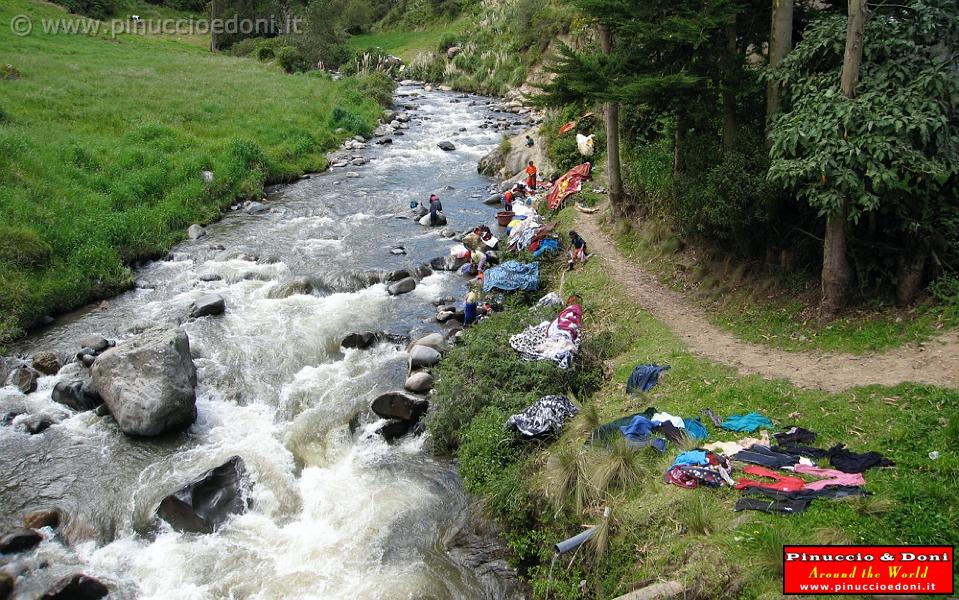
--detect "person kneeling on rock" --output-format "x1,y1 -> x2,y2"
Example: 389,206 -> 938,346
429,194 -> 443,225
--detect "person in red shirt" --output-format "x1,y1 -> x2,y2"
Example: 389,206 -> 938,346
502,188 -> 514,211
525,160 -> 538,190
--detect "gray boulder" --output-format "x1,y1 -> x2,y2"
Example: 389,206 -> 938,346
77,336 -> 110,353
387,277 -> 416,296
156,456 -> 251,534
246,202 -> 269,215
437,141 -> 456,152
412,333 -> 446,353
409,345 -> 441,369
0,527 -> 42,554
341,332 -> 379,350
187,224 -> 206,240
371,392 -> 428,421
91,327 -> 198,437
6,367 -> 38,393
40,574 -> 109,600
190,294 -> 226,318
52,379 -> 103,412
31,351 -> 61,375
404,371 -> 434,394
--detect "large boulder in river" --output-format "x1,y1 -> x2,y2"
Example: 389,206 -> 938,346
5,367 -> 38,394
156,456 -> 251,534
341,331 -> 380,350
91,327 -> 198,437
31,351 -> 61,376
190,294 -> 226,318
411,333 -> 446,353
387,277 -> 417,296
40,574 -> 109,600
371,392 -> 428,421
409,345 -> 442,369
404,371 -> 434,394
0,527 -> 42,554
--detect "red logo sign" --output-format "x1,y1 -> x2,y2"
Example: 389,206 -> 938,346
783,545 -> 954,595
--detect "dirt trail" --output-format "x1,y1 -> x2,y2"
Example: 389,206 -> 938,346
575,207 -> 959,392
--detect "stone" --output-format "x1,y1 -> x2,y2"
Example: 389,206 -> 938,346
80,354 -> 95,368
198,273 -> 222,282
371,392 -> 428,421
78,336 -> 109,353
156,456 -> 251,534
23,509 -> 60,530
18,414 -> 59,435
52,379 -> 102,412
409,345 -> 441,369
437,141 -> 456,152
341,332 -> 379,350
246,202 -> 269,215
376,138 -> 393,145
0,527 -> 42,554
190,294 -> 226,318
0,572 -> 11,600
375,419 -> 411,442
91,327 -> 198,437
412,333 -> 446,353
435,311 -> 455,323
390,246 -> 406,255
387,277 -> 416,296
40,574 -> 109,600
5,367 -> 37,394
187,224 -> 206,240
404,371 -> 434,394
351,157 -> 366,166
387,269 -> 411,282
31,351 -> 60,376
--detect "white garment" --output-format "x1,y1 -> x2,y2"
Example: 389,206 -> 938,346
576,133 -> 595,157
650,412 -> 684,428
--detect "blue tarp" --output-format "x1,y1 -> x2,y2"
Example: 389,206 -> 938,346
483,260 -> 540,293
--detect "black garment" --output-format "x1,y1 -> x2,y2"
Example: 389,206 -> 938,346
742,486 -> 870,502
773,443 -> 829,460
654,422 -> 687,446
774,426 -> 817,445
734,497 -> 811,515
731,445 -> 797,469
701,408 -> 723,427
827,443 -> 895,473
570,233 -> 586,250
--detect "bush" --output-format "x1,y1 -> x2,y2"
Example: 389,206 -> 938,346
51,0 -> 117,19
275,45 -> 312,73
437,32 -> 460,52
227,38 -> 258,58
0,226 -> 53,270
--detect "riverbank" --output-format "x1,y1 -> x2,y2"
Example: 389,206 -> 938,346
428,201 -> 959,598
0,0 -> 393,347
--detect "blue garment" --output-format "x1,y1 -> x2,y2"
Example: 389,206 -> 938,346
464,301 -> 478,325
672,450 -> 708,469
619,415 -> 655,439
483,261 -> 539,293
683,418 -> 708,440
532,238 -> 559,257
721,412 -> 774,433
627,437 -> 667,452
626,364 -> 671,393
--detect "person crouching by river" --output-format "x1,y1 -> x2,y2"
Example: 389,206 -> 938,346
464,287 -> 479,326
567,230 -> 587,270
429,194 -> 443,225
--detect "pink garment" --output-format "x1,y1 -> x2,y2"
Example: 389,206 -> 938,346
550,304 -> 583,341
793,464 -> 865,491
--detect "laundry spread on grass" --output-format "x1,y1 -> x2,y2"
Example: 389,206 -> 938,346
509,302 -> 583,369
626,363 -> 671,393
546,163 -> 592,210
483,261 -> 539,293
506,395 -> 579,438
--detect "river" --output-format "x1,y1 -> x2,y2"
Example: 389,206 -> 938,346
0,83 -> 527,599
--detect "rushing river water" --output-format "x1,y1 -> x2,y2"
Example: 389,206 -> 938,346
0,84 -> 527,599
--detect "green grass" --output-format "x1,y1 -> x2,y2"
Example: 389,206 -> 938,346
431,207 -> 959,599
348,22 -> 465,62
612,224 -> 959,354
0,0 -> 392,344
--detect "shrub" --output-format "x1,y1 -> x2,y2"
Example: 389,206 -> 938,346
51,0 -> 117,19
228,38 -> 258,58
275,45 -> 311,73
437,32 -> 460,52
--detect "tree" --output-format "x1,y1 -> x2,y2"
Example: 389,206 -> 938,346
598,24 -> 625,218
768,0 -> 959,316
766,0 -> 794,122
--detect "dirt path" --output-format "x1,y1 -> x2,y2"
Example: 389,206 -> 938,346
575,207 -> 959,392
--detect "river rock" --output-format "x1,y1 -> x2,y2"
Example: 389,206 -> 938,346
91,327 -> 198,437
371,392 -> 428,421
78,335 -> 110,353
375,418 -> 411,442
437,141 -> 456,152
187,224 -> 206,240
5,367 -> 38,394
18,413 -> 61,435
351,157 -> 366,166
387,269 -> 410,282
156,456 -> 251,534
80,354 -> 96,368
190,294 -> 226,318
404,372 -> 434,394
341,331 -> 379,350
412,333 -> 446,353
23,509 -> 61,530
52,379 -> 103,412
0,527 -> 42,554
0,572 -> 11,599
435,310 -> 455,323
409,345 -> 441,369
31,351 -> 60,375
198,273 -> 222,282
387,277 -> 416,296
246,202 -> 269,215
390,246 -> 406,255
40,574 -> 108,600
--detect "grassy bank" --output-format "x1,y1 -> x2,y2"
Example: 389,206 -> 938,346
427,207 -> 959,599
0,0 -> 392,344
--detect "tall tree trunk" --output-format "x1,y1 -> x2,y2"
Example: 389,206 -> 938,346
599,24 -> 624,219
673,114 -> 687,179
209,0 -> 218,52
766,0 -> 793,123
819,0 -> 866,321
722,22 -> 738,152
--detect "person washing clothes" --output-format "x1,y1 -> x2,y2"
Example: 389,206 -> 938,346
502,187 -> 514,212
464,287 -> 480,326
428,194 -> 443,225
567,230 -> 587,270
525,160 -> 538,190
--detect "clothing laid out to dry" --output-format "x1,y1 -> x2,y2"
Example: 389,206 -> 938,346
826,443 -> 895,473
506,395 -> 578,438
735,465 -> 806,493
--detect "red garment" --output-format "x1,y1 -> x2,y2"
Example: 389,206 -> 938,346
526,165 -> 538,189
552,304 -> 583,341
735,465 -> 805,493
546,163 -> 591,209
